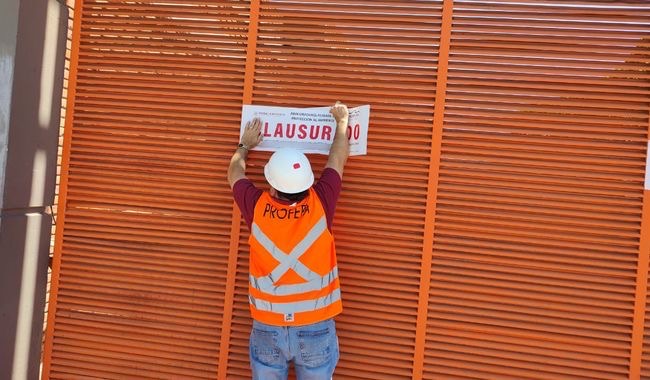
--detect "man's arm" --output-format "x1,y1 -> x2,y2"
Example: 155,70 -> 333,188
228,117 -> 263,189
326,101 -> 350,178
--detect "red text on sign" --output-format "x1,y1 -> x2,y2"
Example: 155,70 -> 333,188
347,124 -> 360,141
263,123 -> 333,141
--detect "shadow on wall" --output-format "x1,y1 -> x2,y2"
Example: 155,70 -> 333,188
0,0 -> 67,378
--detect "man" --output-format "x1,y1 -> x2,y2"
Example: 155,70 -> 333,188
228,102 -> 350,380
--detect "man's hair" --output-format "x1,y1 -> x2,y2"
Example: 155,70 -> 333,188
277,189 -> 309,203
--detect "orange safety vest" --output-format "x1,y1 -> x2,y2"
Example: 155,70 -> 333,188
248,188 -> 342,326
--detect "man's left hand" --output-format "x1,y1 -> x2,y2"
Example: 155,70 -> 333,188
241,117 -> 263,150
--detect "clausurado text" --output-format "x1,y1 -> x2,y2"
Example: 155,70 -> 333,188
261,122 -> 361,142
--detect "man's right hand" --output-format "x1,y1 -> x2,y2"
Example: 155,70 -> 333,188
326,101 -> 351,179
329,101 -> 349,127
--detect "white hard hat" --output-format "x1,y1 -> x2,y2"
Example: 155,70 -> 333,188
264,148 -> 314,193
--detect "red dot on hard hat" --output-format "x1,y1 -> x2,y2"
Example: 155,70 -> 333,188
293,163 -> 301,169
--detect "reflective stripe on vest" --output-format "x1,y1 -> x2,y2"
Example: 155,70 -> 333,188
249,215 -> 339,309
249,288 -> 342,314
250,216 -> 327,286
250,266 -> 339,296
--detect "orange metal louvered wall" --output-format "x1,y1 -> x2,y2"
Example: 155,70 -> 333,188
426,2 -> 650,379
43,1 -> 650,379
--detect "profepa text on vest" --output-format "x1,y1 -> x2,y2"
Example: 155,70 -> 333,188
263,203 -> 311,220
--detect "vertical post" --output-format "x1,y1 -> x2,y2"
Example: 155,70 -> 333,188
41,0 -> 82,377
0,0 -> 67,377
412,0 -> 453,378
216,1 -> 260,378
629,120 -> 650,378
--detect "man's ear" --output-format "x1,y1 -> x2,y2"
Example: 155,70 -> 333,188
269,187 -> 277,197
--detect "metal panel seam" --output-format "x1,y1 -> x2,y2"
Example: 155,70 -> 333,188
42,0 -> 83,376
629,122 -> 650,379
216,1 -> 259,379
412,0 -> 454,379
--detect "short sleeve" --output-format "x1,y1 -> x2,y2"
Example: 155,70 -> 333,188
313,168 -> 342,230
232,178 -> 263,229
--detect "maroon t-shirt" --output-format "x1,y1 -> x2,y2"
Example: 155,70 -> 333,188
233,168 -> 342,230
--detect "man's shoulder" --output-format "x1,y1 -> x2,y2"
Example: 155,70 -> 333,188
313,168 -> 342,229
232,178 -> 264,228
233,177 -> 255,192
318,168 -> 342,186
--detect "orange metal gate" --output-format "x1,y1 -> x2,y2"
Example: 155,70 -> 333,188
43,1 -> 650,379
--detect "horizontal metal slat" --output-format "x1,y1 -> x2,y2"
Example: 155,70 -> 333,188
425,337 -> 627,377
436,205 -> 638,237
253,81 -> 436,101
56,306 -> 220,339
80,30 -> 248,49
445,108 -> 647,132
335,236 -> 422,256
428,327 -> 627,363
451,37 -> 650,57
337,247 -> 423,270
430,284 -> 631,326
55,292 -> 222,326
253,58 -> 436,77
433,239 -> 635,274
77,57 -> 245,75
441,153 -> 643,180
74,96 -> 241,115
429,274 -> 630,312
440,146 -> 643,175
430,274 -> 633,316
427,307 -> 629,343
68,175 -> 221,199
436,211 -> 638,243
422,353 -> 607,380
434,219 -> 638,251
261,10 -> 440,25
83,3 -> 249,17
452,20 -> 649,38
437,182 -> 642,212
82,13 -> 249,29
258,31 -> 438,49
55,321 -> 218,358
429,289 -> 630,324
58,263 -> 226,296
77,68 -> 246,85
76,83 -> 243,103
433,257 -> 633,294
62,252 -> 223,282
428,318 -> 630,355
63,238 -> 226,266
56,287 -> 222,321
439,167 -> 641,196
51,339 -> 214,377
454,1 -> 649,15
69,166 -> 223,188
447,75 -> 650,96
72,119 -> 240,140
449,60 -> 649,84
50,363 -> 204,380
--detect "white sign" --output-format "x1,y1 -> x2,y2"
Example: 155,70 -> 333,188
240,104 -> 370,156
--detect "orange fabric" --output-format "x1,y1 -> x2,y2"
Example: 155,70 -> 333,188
248,188 -> 342,326
250,301 -> 342,327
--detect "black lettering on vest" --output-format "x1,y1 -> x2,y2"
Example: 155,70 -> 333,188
263,203 -> 273,217
262,203 -> 311,219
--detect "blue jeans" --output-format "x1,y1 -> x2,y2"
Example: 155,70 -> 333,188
249,318 -> 339,380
